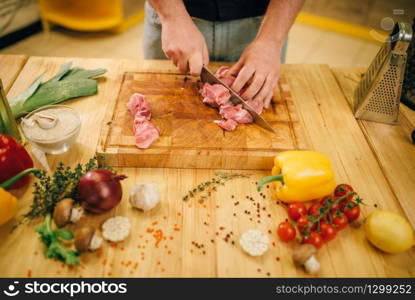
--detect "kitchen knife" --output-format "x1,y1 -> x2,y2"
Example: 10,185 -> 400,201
200,66 -> 275,133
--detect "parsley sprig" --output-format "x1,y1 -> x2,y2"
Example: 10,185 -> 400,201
35,213 -> 79,266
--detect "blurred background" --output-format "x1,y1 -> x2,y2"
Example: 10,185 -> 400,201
0,0 -> 414,67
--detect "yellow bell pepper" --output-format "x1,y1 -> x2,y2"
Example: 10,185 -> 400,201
0,187 -> 18,226
257,151 -> 336,203
0,168 -> 37,226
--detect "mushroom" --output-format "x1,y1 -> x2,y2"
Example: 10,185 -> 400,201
293,244 -> 320,274
53,198 -> 84,228
75,226 -> 103,253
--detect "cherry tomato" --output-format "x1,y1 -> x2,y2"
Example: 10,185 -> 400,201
343,203 -> 360,222
296,215 -> 310,232
303,231 -> 324,249
320,195 -> 339,213
332,214 -> 348,230
334,184 -> 354,202
277,221 -> 296,242
320,222 -> 337,241
308,203 -> 322,217
287,202 -> 307,221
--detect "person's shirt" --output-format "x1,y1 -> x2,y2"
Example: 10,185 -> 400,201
183,0 -> 270,21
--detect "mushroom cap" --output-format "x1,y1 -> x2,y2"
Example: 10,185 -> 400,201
293,244 -> 317,266
53,198 -> 74,228
75,226 -> 95,253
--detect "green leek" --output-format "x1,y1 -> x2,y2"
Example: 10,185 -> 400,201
10,61 -> 107,119
0,80 -> 21,141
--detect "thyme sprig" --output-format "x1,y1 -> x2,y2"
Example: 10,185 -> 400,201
182,172 -> 250,202
15,156 -> 113,228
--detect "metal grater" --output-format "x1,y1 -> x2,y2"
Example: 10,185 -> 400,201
401,18 -> 415,110
354,22 -> 413,124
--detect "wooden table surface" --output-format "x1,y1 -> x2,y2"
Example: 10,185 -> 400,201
0,55 -> 414,278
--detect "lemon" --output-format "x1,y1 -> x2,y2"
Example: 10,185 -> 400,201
365,210 -> 415,254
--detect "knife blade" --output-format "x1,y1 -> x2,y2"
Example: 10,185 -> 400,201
200,66 -> 275,133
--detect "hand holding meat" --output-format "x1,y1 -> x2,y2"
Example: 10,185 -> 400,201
228,39 -> 281,108
161,17 -> 209,75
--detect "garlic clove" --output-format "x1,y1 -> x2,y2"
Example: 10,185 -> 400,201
304,255 -> 320,274
34,113 -> 58,129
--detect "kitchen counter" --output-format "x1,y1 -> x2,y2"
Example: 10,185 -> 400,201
0,55 -> 414,277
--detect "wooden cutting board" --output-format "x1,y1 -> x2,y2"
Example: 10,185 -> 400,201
97,71 -> 307,169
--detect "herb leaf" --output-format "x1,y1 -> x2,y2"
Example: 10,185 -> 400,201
35,214 -> 79,266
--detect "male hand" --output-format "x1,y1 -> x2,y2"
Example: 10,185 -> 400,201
228,39 -> 281,108
161,18 -> 209,76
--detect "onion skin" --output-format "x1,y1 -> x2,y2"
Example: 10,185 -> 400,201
79,169 -> 127,213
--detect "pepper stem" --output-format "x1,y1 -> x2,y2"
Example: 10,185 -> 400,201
256,174 -> 284,191
0,168 -> 38,189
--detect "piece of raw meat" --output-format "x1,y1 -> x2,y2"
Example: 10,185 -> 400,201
215,66 -> 236,87
127,93 -> 159,149
215,66 -> 230,77
220,104 -> 253,124
127,93 -> 151,120
214,119 -> 238,131
133,116 -> 159,149
200,83 -> 231,106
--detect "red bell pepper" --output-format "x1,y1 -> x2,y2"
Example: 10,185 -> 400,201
0,135 -> 34,189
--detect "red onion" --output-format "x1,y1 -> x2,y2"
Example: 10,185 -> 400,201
78,169 -> 127,213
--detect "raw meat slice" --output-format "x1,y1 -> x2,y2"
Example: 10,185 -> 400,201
220,104 -> 253,124
214,119 -> 238,131
215,66 -> 236,87
202,96 -> 219,107
128,93 -> 159,149
133,115 -> 148,130
133,115 -> 159,149
215,66 -> 230,77
200,83 -> 231,106
127,93 -> 151,120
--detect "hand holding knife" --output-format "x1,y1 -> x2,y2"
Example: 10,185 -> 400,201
200,66 -> 276,133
